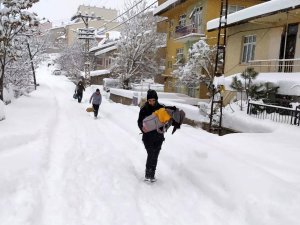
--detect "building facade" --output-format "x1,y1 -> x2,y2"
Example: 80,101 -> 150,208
154,0 -> 265,98
207,0 -> 300,101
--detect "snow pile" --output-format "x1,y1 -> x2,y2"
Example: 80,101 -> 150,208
224,72 -> 300,96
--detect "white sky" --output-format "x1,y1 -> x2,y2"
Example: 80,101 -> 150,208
31,0 -> 125,25
0,55 -> 300,225
31,0 -> 157,26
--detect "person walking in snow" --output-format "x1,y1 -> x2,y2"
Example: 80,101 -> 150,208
75,79 -> 85,103
137,89 -> 165,182
89,88 -> 102,118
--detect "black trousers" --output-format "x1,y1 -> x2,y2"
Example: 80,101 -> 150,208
77,92 -> 83,103
93,104 -> 100,117
143,136 -> 164,177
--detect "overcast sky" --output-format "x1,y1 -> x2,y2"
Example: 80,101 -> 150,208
31,0 -> 126,25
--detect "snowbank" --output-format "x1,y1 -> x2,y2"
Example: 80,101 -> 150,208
0,100 -> 5,121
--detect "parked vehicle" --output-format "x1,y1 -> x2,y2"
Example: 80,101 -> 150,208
103,78 -> 120,92
52,69 -> 61,75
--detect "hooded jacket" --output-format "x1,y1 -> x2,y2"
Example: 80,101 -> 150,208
90,92 -> 102,105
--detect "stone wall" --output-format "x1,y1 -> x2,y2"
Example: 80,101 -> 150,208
110,93 -> 133,105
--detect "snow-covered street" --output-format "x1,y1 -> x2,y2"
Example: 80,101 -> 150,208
1,63 -> 300,225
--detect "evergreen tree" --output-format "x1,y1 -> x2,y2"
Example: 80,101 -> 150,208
230,68 -> 279,110
240,67 -> 259,99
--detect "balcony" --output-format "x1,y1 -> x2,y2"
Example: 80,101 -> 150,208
174,24 -> 205,43
247,58 -> 300,73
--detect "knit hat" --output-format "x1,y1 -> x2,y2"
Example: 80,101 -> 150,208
96,88 -> 100,92
147,89 -> 158,100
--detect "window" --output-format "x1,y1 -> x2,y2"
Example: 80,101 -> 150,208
97,58 -> 103,66
178,14 -> 186,27
105,58 -> 111,67
175,48 -> 184,64
228,5 -> 245,14
190,7 -> 203,28
167,61 -> 173,69
241,35 -> 256,63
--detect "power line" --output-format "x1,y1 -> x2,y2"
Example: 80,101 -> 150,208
97,0 -> 145,30
100,0 -> 158,33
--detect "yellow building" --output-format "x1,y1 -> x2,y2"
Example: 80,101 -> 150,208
207,1 -> 300,75
154,0 -> 265,98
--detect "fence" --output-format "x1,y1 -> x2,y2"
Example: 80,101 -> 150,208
247,101 -> 300,126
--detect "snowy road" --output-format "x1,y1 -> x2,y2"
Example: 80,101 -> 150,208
1,63 -> 300,225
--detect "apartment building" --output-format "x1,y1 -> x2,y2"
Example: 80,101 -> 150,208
207,0 -> 300,101
154,0 -> 266,98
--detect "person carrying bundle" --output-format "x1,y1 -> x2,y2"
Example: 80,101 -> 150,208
137,89 -> 185,183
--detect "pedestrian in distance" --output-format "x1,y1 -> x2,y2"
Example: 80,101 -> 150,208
89,88 -> 102,119
137,89 -> 165,183
75,79 -> 85,103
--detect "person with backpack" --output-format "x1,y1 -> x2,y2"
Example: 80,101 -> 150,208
137,89 -> 165,182
89,88 -> 102,118
75,79 -> 85,103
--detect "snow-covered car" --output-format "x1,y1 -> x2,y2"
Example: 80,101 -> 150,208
103,78 -> 120,92
52,69 -> 61,75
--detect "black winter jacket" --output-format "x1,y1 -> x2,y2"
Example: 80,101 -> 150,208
137,101 -> 165,144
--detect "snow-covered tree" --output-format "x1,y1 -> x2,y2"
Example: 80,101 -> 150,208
56,40 -> 86,78
0,0 -> 39,101
4,32 -> 48,97
111,0 -> 165,89
173,39 -> 216,90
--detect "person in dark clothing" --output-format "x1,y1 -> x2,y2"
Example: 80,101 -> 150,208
75,80 -> 85,103
137,89 -> 165,182
89,88 -> 102,118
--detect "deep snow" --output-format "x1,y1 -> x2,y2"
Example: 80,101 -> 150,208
0,61 -> 300,225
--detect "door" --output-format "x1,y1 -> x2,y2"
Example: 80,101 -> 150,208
279,23 -> 298,72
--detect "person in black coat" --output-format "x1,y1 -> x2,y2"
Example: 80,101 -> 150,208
75,80 -> 85,103
137,89 -> 165,182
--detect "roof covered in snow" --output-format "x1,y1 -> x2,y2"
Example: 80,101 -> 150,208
207,0 -> 300,31
95,45 -> 117,56
90,41 -> 118,52
81,70 -> 110,77
153,0 -> 182,16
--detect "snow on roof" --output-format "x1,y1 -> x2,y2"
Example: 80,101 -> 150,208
207,0 -> 300,31
81,70 -> 110,77
153,0 -> 181,16
224,72 -> 300,96
57,35 -> 66,39
95,30 -> 121,40
95,45 -> 117,56
90,41 -> 117,52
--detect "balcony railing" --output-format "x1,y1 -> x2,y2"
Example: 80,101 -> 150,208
174,24 -> 204,39
248,58 -> 300,73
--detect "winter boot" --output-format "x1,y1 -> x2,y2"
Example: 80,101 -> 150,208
144,169 -> 156,182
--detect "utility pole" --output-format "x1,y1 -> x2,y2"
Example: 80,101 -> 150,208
71,12 -> 101,85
